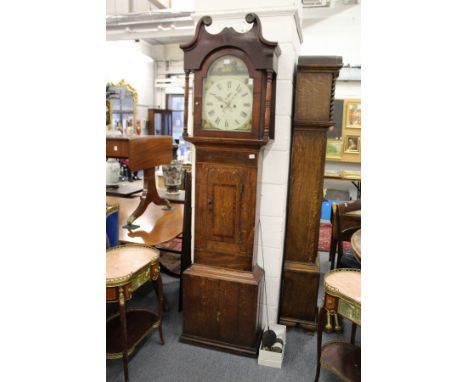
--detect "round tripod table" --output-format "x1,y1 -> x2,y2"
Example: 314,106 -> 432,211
106,245 -> 164,382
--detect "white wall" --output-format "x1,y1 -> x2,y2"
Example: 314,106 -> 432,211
195,0 -> 301,15
300,5 -> 360,66
106,40 -> 155,124
153,44 -> 185,109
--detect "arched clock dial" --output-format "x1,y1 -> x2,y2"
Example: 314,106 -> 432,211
201,55 -> 253,132
203,78 -> 253,131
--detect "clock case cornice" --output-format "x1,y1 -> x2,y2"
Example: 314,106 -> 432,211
180,14 -> 281,73
180,13 -> 281,145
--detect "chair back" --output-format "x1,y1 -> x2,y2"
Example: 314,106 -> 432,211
329,199 -> 361,269
334,199 -> 361,240
106,204 -> 119,248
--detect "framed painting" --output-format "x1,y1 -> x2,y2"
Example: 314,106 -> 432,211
344,99 -> 361,129
344,135 -> 360,154
326,138 -> 343,159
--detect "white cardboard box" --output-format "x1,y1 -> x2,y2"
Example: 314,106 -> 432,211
258,324 -> 286,368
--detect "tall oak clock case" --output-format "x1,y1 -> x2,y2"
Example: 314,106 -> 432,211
279,56 -> 343,330
179,14 -> 280,357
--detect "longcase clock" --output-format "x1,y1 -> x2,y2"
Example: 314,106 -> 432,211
278,56 -> 342,330
179,14 -> 281,357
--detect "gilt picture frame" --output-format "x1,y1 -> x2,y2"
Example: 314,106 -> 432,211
344,99 -> 361,129
344,135 -> 360,154
326,138 -> 343,159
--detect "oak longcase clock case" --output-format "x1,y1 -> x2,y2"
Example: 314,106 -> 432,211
179,14 -> 280,357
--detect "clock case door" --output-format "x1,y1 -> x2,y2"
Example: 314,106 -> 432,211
194,49 -> 265,141
194,147 -> 258,271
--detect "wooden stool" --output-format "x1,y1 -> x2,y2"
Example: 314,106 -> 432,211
315,268 -> 361,382
106,245 -> 164,382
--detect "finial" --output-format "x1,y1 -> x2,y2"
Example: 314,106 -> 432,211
201,16 -> 212,26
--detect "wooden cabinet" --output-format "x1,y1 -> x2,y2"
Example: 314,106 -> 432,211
278,56 -> 342,330
105,136 -> 172,171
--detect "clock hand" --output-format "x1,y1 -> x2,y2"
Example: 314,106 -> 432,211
214,95 -> 227,105
225,92 -> 240,110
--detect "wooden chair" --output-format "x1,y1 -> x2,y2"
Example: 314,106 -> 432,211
157,171 -> 192,311
106,204 -> 119,248
328,199 -> 361,270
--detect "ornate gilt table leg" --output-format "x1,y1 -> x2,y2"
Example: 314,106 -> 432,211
333,313 -> 342,333
118,287 -> 129,382
325,311 -> 333,333
152,272 -> 165,345
314,305 -> 326,382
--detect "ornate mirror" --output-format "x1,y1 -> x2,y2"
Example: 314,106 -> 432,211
106,80 -> 138,136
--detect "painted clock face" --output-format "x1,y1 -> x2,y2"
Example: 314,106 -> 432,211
202,55 -> 253,132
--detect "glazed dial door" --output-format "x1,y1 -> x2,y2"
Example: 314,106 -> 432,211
202,55 -> 253,132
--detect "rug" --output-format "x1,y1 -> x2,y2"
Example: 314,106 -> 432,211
160,226 -> 348,258
319,222 -> 351,252
158,237 -> 183,275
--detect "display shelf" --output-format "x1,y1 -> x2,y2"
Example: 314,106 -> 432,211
320,341 -> 361,382
106,309 -> 161,359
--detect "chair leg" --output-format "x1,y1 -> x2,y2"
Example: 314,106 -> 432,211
118,288 -> 129,382
152,275 -> 165,345
337,239 -> 344,269
351,322 -> 357,344
329,238 -> 337,270
178,275 -> 183,312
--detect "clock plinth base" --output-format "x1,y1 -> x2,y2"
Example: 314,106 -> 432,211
179,333 -> 261,358
279,317 -> 318,332
181,264 -> 264,358
278,260 -> 321,329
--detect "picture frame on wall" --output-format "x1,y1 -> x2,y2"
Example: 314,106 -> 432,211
344,99 -> 361,129
326,138 -> 343,159
344,135 -> 360,154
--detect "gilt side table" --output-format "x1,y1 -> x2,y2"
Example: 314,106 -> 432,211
106,245 -> 164,382
315,268 -> 361,382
